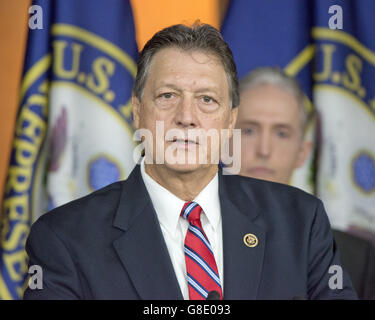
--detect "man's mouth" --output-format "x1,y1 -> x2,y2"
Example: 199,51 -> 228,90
170,138 -> 199,145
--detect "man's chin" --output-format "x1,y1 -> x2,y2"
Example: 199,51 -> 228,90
241,169 -> 275,182
254,175 -> 274,182
163,161 -> 215,174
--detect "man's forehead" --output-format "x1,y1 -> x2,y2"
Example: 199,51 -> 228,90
241,83 -> 298,102
145,47 -> 228,90
240,85 -> 299,113
237,96 -> 300,129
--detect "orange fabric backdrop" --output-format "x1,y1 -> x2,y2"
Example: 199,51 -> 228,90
0,0 -> 30,221
130,0 -> 220,50
0,1 -> 222,215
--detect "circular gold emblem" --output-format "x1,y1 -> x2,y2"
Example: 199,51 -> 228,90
243,233 -> 258,248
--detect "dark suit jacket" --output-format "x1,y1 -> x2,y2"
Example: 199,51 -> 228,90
333,230 -> 375,300
24,166 -> 357,299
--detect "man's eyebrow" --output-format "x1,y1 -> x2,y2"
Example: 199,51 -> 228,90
273,123 -> 293,130
237,120 -> 260,126
155,83 -> 181,91
195,87 -> 220,94
237,120 -> 294,129
156,83 -> 220,93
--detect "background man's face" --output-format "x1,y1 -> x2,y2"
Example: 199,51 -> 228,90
236,84 -> 310,184
133,47 -> 237,174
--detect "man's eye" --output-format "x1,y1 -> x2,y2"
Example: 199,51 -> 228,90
160,93 -> 173,99
243,128 -> 253,135
155,92 -> 178,108
277,130 -> 289,138
201,96 -> 215,103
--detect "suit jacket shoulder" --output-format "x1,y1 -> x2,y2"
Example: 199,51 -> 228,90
219,172 -> 357,300
221,173 -> 321,228
333,229 -> 375,299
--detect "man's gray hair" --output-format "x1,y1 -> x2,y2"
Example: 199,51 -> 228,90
133,22 -> 239,109
239,67 -> 312,134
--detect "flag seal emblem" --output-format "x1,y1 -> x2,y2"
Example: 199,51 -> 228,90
351,151 -> 375,194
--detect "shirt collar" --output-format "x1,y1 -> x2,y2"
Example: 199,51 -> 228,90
140,158 -> 220,234
193,172 -> 220,231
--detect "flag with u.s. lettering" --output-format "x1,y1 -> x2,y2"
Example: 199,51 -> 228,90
0,0 -> 138,299
222,0 -> 375,245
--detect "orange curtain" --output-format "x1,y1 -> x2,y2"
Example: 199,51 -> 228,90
130,0 -> 220,50
0,0 -> 30,220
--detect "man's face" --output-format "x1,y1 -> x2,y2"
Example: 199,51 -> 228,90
236,84 -> 310,184
133,47 -> 237,174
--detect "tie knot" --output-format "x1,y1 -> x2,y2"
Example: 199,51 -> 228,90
181,201 -> 202,223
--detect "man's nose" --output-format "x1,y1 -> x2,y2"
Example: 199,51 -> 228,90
174,95 -> 198,128
256,130 -> 272,158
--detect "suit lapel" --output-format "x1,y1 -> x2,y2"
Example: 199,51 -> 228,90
111,166 -> 266,300
112,166 -> 183,300
219,173 -> 266,300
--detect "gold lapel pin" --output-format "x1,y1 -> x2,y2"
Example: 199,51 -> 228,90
243,233 -> 258,248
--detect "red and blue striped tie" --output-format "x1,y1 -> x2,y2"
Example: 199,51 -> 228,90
181,201 -> 223,300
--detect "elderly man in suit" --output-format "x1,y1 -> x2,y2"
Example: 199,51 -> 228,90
235,66 -> 374,299
24,24 -> 357,300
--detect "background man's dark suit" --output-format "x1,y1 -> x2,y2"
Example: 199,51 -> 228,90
24,166 -> 357,299
333,230 -> 375,299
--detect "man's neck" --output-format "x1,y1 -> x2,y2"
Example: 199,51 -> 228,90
144,164 -> 218,201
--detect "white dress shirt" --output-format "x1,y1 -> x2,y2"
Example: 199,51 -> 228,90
140,158 -> 223,300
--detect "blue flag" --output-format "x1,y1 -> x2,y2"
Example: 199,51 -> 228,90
0,0 -> 138,299
222,0 -> 375,244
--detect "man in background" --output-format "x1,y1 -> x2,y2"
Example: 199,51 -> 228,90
236,67 -> 375,299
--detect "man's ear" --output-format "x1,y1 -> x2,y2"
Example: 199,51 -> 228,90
132,94 -> 141,129
295,140 -> 313,168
